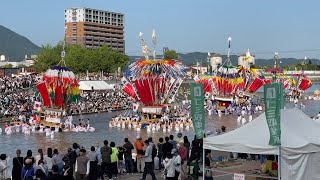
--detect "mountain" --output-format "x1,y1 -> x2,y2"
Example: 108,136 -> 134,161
129,52 -> 320,67
0,25 -> 40,61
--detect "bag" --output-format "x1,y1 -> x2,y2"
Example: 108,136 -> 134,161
137,150 -> 144,155
184,175 -> 193,180
152,145 -> 158,159
164,168 -> 168,176
154,157 -> 159,170
69,150 -> 78,164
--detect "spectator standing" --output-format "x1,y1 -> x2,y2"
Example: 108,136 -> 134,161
75,149 -> 90,180
100,140 -> 112,180
134,136 -> 145,173
162,137 -> 173,160
12,149 -> 24,180
87,146 -> 98,180
110,142 -> 119,179
141,140 -> 157,180
123,138 -> 134,174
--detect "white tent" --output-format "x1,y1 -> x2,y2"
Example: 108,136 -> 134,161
204,108 -> 320,180
79,81 -> 115,91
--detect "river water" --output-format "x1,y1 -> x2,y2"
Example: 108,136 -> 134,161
1,84 -> 320,158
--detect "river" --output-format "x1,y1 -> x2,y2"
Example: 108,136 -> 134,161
0,84 -> 319,158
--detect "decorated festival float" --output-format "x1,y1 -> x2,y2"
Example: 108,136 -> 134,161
32,43 -> 80,131
266,54 -> 312,98
194,38 -> 269,109
121,30 -> 186,124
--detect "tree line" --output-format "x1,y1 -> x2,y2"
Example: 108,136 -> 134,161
32,43 -> 129,74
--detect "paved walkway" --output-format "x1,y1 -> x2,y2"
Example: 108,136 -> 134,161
112,170 -> 164,180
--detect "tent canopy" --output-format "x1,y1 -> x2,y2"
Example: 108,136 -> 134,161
204,108 -> 320,155
79,81 -> 115,91
204,108 -> 320,180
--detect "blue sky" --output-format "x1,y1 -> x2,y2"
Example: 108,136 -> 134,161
1,0 -> 320,58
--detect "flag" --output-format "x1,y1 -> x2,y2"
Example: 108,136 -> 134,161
264,83 -> 282,146
152,29 -> 157,46
133,103 -> 139,112
190,83 -> 205,139
34,101 -> 42,110
227,37 -> 232,48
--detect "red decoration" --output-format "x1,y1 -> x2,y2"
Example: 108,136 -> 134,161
36,82 -> 51,106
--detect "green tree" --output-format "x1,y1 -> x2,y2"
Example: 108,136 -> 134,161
33,44 -> 62,72
2,64 -> 13,68
18,64 -> 27,68
33,44 -> 129,73
164,50 -> 178,59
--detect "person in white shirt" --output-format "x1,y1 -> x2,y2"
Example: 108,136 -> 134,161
171,149 -> 181,180
0,154 -> 10,179
163,153 -> 175,179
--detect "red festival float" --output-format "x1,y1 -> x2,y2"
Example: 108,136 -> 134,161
35,44 -> 80,128
195,39 -> 269,108
121,31 -> 186,122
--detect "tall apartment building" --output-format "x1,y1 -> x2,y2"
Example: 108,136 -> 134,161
64,8 -> 125,53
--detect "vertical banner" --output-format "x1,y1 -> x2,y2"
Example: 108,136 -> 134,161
190,83 -> 205,139
36,82 -> 50,107
264,83 -> 281,146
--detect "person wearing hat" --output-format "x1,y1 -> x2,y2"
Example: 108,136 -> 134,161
134,135 -> 144,173
171,149 -> 181,180
178,140 -> 188,179
176,132 -> 183,144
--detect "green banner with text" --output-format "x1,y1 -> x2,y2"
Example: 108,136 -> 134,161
264,83 -> 281,146
190,83 -> 205,139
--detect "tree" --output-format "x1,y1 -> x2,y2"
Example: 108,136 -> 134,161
164,50 -> 178,59
33,44 -> 129,73
18,64 -> 27,68
2,64 -> 13,68
32,44 -> 62,72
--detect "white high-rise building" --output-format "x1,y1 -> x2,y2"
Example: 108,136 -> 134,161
64,7 -> 125,53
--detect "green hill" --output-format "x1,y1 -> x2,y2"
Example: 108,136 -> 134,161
129,52 -> 320,67
0,25 -> 40,61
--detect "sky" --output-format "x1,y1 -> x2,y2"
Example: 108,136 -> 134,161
1,0 -> 320,59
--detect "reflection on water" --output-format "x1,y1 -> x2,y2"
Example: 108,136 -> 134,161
1,98 -> 319,158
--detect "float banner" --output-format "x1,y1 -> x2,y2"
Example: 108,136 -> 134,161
190,83 -> 205,139
264,83 -> 281,146
36,82 -> 50,107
